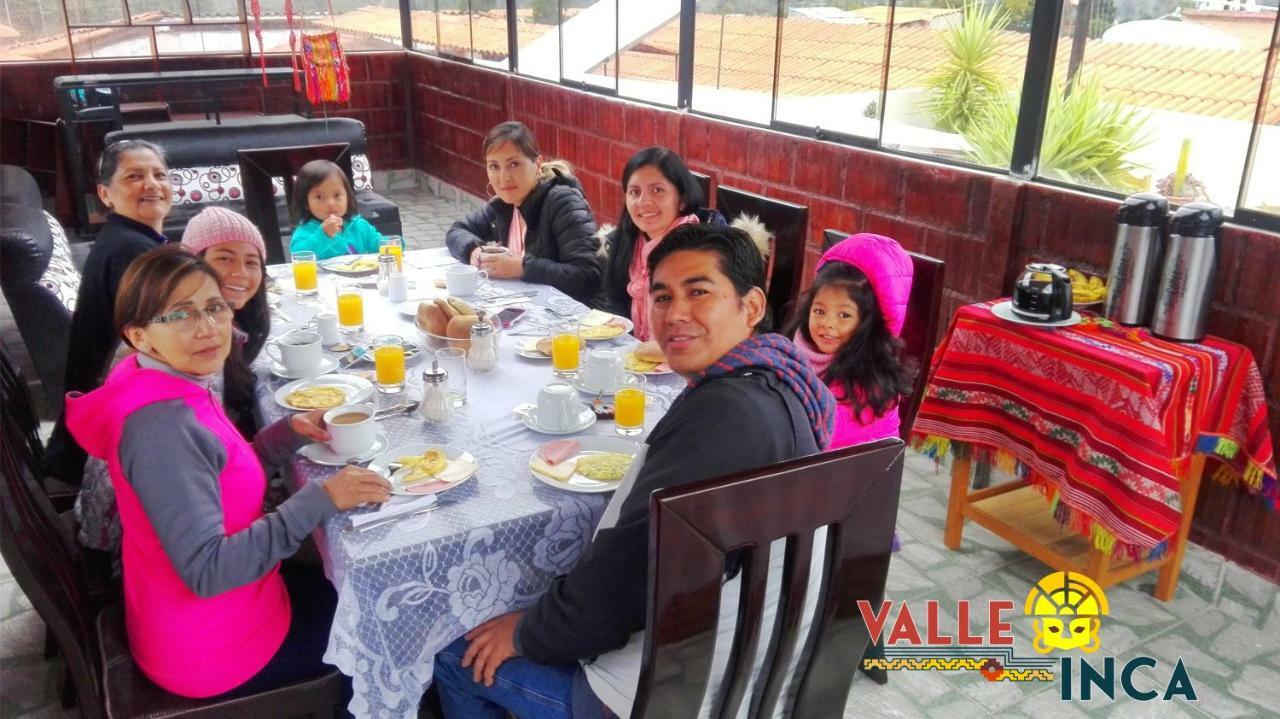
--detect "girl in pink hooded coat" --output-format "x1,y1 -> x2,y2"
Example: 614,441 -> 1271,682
783,233 -> 915,448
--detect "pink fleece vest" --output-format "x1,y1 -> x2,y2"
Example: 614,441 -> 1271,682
71,358 -> 289,697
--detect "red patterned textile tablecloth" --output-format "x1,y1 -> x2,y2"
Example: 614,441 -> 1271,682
911,301 -> 1277,561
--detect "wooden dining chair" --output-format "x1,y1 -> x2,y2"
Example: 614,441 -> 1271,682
823,229 -> 946,441
632,438 -> 905,718
237,142 -> 354,265
0,384 -> 348,718
690,170 -> 714,207
0,346 -> 77,511
716,186 -> 809,329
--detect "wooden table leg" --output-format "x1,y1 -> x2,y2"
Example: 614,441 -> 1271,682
944,456 -> 972,550
1154,455 -> 1207,601
1086,546 -> 1111,584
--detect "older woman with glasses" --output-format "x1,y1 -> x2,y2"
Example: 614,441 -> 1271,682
65,245 -> 391,700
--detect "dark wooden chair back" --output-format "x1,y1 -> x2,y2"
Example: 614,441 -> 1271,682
823,229 -> 945,441
1,394 -> 105,718
634,439 -> 905,718
690,170 -> 713,207
1,347 -> 77,510
716,186 -> 809,329
237,142 -> 353,265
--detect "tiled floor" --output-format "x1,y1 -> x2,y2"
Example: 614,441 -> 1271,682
4,182 -> 1276,718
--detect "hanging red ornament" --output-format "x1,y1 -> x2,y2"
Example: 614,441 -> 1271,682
250,0 -> 266,86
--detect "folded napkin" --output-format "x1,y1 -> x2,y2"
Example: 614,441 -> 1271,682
349,493 -> 438,530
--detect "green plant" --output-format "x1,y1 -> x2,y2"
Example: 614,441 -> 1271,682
923,0 -> 1011,135
963,73 -> 1152,192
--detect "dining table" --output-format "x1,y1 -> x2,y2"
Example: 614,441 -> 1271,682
254,248 -> 685,718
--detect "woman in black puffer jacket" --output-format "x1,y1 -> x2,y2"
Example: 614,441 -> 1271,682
445,122 -> 602,303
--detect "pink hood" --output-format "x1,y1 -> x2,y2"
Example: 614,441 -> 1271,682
817,234 -> 913,337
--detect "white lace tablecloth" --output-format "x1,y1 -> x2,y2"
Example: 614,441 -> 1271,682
255,249 -> 684,718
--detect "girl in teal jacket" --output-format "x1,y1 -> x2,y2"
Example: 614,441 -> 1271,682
288,160 -> 384,259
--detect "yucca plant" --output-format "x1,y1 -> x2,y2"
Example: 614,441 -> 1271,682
923,0 -> 1011,134
964,73 -> 1151,192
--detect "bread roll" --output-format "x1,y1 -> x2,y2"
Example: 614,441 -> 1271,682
633,341 -> 666,363
435,297 -> 459,320
446,315 -> 480,349
418,302 -> 450,337
535,337 -> 554,356
447,297 -> 477,317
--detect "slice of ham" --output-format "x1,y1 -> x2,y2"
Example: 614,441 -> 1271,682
539,439 -> 581,465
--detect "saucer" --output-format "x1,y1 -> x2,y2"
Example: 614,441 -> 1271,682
569,372 -> 645,396
991,301 -> 1082,328
269,356 -> 339,379
298,433 -> 390,466
516,404 -> 597,435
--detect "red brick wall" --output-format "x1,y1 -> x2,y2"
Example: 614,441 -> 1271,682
1,51 -> 411,220
406,52 -> 1280,581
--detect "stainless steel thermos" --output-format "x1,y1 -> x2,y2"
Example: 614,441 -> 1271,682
1150,202 -> 1223,342
1105,193 -> 1168,326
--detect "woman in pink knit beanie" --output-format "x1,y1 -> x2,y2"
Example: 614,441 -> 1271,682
182,207 -> 270,362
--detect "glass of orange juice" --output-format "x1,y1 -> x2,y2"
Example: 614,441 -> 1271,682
292,250 -> 318,295
615,388 -> 645,436
336,283 -> 363,333
373,335 -> 406,393
551,320 -> 581,378
380,236 -> 403,271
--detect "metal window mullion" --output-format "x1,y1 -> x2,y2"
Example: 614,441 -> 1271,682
1234,8 -> 1280,212
401,0 -> 413,49
875,0 -> 896,144
676,0 -> 694,108
1009,0 -> 1066,179
506,0 -> 517,70
767,0 -> 784,124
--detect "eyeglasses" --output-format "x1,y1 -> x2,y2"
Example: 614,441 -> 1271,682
148,301 -> 233,332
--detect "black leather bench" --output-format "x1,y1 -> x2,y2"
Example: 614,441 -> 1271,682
104,116 -> 402,244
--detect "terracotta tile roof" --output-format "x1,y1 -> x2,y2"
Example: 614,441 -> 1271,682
609,15 -> 1280,123
321,7 -> 555,61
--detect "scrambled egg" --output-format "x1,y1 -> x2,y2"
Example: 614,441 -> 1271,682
328,257 -> 379,272
624,353 -> 660,373
395,449 -> 449,485
575,452 -> 634,481
285,385 -> 347,409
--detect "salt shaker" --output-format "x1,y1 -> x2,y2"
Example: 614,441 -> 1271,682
387,272 -> 408,303
467,310 -> 499,372
376,254 -> 397,296
419,360 -> 453,424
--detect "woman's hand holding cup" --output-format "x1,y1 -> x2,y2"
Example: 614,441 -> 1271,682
289,409 -> 331,443
322,466 -> 392,510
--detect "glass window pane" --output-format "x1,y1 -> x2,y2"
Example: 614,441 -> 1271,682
610,0 -> 678,106
154,22 -> 245,53
560,0 -> 617,91
1242,19 -> 1280,215
306,0 -> 403,51
71,24 -> 154,57
127,0 -> 191,26
775,6 -> 888,138
0,0 -> 71,60
188,0 -> 244,23
515,0 -> 561,81
690,0 -> 776,125
64,0 -> 127,26
408,0 -> 442,54
881,0 -> 1029,168
470,0 -> 511,70
1042,2 -> 1276,210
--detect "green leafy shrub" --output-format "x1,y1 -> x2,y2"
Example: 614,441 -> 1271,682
923,0 -> 1011,134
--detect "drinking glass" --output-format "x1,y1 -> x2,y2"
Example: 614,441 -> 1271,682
380,236 -> 404,271
373,335 -> 406,393
614,388 -> 646,436
551,320 -> 581,378
336,283 -> 364,333
292,250 -> 318,295
435,347 -> 467,407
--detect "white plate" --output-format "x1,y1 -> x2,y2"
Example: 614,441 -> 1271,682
568,372 -> 645,397
514,337 -> 552,360
516,404 -> 597,435
991,301 -> 1082,328
320,254 -> 380,276
298,433 -> 389,466
529,436 -> 641,493
347,341 -> 422,364
369,443 -> 478,496
580,316 -> 634,342
398,298 -> 447,318
269,356 -> 339,380
273,374 -> 375,411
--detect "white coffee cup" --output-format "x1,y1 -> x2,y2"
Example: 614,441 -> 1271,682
267,330 -> 323,374
323,403 -> 376,457
308,312 -> 341,346
535,382 -> 580,432
446,264 -> 488,296
582,348 -> 625,393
